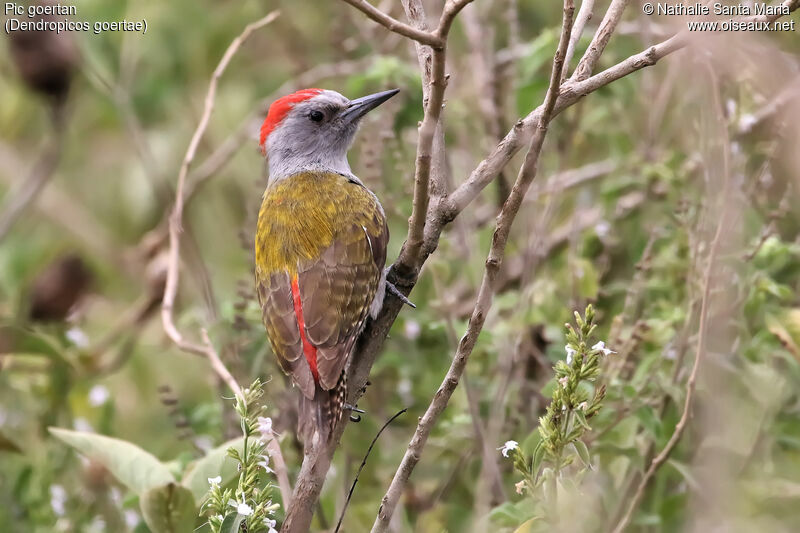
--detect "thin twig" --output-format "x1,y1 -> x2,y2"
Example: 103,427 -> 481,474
340,0 -> 443,47
157,10 -> 293,507
371,2 -> 575,530
0,115 -> 66,242
334,409 -> 407,533
161,10 -> 279,355
394,0 -> 474,275
611,59 -> 732,533
562,0 -> 595,82
571,0 -> 629,81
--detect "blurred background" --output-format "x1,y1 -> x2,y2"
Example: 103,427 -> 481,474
1,0 -> 800,531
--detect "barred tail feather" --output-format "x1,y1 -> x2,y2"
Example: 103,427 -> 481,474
298,373 -> 347,447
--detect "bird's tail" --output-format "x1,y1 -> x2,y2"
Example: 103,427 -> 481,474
298,373 -> 346,447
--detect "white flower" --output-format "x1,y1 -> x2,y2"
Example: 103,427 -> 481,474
515,480 -> 526,495
66,327 -> 89,348
578,401 -> 588,411
88,385 -> 110,407
87,517 -> 106,533
50,485 -> 67,516
565,345 -> 576,365
257,416 -> 274,442
558,376 -> 568,388
228,496 -> 253,516
257,454 -> 274,474
403,319 -> 421,340
591,341 -> 616,356
208,476 -> 222,487
498,440 -> 518,457
264,517 -> 278,533
123,510 -> 139,529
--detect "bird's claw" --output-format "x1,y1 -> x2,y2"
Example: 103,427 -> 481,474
344,403 -> 365,423
344,403 -> 365,413
386,280 -> 416,308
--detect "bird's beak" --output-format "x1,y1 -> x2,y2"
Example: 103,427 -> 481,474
341,88 -> 400,125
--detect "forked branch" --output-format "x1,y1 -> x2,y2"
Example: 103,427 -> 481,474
371,0 -> 576,529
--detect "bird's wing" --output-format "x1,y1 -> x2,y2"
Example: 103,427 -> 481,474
256,269 -> 315,399
298,216 -> 388,391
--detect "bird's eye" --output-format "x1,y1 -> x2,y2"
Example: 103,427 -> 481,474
309,110 -> 324,122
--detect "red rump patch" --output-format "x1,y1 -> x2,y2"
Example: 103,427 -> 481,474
259,88 -> 323,154
291,276 -> 319,382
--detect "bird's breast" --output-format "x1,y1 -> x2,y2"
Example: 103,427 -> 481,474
255,171 -> 384,276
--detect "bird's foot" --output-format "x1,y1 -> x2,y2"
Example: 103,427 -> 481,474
344,403 -> 365,423
386,280 -> 416,308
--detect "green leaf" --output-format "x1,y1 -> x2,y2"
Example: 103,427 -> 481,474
140,482 -> 197,533
666,459 -> 701,492
0,325 -> 69,364
220,512 -> 246,533
531,441 -> 546,480
513,517 -> 540,533
573,440 -> 592,470
49,427 -> 174,494
573,410 -> 592,431
634,405 -> 662,440
181,437 -> 245,502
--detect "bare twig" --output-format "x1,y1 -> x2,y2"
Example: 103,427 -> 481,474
334,409 -> 407,533
371,2 -> 575,530
0,117 -> 66,242
156,10 -> 293,507
394,0 -> 474,275
562,0 -> 595,82
571,0 -> 629,81
611,60 -> 732,533
340,0 -> 443,47
161,10 -> 279,355
280,2 -> 800,530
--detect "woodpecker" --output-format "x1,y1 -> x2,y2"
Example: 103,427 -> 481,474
254,88 -> 399,445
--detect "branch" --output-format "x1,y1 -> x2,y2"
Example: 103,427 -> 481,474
571,0 -> 629,81
0,115 -> 66,242
371,1 -> 576,530
562,0 -> 595,82
394,0 -> 474,275
279,2 -> 800,531
156,9 -> 294,507
340,0 -> 443,47
280,2 -> 470,530
161,10 -> 279,355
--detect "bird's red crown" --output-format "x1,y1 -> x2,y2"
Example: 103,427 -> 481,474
259,88 -> 323,154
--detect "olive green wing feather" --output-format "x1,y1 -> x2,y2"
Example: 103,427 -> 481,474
298,217 -> 388,391
255,269 -> 315,399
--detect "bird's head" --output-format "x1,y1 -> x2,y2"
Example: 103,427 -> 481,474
259,88 -> 399,183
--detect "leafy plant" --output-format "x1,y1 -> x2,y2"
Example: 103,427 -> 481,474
201,380 -> 280,533
502,306 -> 610,526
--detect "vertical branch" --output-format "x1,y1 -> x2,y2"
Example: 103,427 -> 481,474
394,0 -> 474,276
370,2 -> 575,531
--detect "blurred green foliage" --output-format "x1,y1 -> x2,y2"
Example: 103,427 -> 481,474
1,1 -> 800,532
